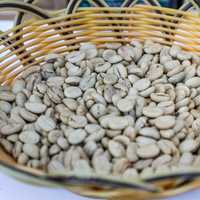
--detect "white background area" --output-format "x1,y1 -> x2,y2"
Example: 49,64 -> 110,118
1,19 -> 200,200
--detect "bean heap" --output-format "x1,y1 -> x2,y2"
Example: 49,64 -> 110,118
1,40 -> 200,179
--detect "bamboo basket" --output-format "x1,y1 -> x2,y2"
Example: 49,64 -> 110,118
2,0 -> 200,199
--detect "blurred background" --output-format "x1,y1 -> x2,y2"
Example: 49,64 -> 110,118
8,0 -> 185,10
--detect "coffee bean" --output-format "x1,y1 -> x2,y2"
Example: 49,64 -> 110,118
0,91 -> 15,102
154,116 -> 176,129
66,51 -> 85,63
68,129 -> 87,144
64,87 -> 82,98
185,77 -> 200,88
19,108 -> 38,122
134,78 -> 150,91
0,101 -> 11,113
23,144 -> 39,158
179,139 -> 198,153
126,142 -> 138,162
137,144 -> 160,158
36,115 -> 56,132
25,102 -> 46,114
139,127 -> 160,139
1,123 -> 23,135
143,106 -> 163,118
108,140 -> 125,158
12,79 -> 25,94
117,98 -> 135,112
19,130 -> 40,144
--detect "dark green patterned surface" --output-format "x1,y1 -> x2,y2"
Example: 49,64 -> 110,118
80,0 -> 176,7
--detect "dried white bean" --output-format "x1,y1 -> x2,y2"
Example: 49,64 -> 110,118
154,116 -> 176,129
12,80 -> 25,94
19,108 -> 37,122
137,144 -> 160,158
19,130 -> 40,144
23,144 -> 39,158
139,127 -> 160,139
185,77 -> 200,88
66,51 -> 85,63
68,129 -> 87,144
25,102 -> 46,114
36,115 -> 56,132
64,87 -> 82,98
134,78 -> 150,91
108,140 -> 125,158
143,106 -> 163,118
117,98 -> 135,112
0,91 -> 15,102
179,139 -> 198,153
1,123 -> 23,135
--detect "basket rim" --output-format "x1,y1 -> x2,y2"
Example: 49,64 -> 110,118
0,160 -> 159,192
2,158 -> 200,192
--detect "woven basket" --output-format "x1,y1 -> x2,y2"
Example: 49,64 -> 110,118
1,0 -> 200,199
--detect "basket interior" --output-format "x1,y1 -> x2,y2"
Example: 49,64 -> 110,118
1,4 -> 200,187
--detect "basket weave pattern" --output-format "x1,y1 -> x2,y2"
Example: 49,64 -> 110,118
1,5 -> 200,85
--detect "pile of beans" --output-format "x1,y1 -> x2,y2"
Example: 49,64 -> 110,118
1,40 -> 200,179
